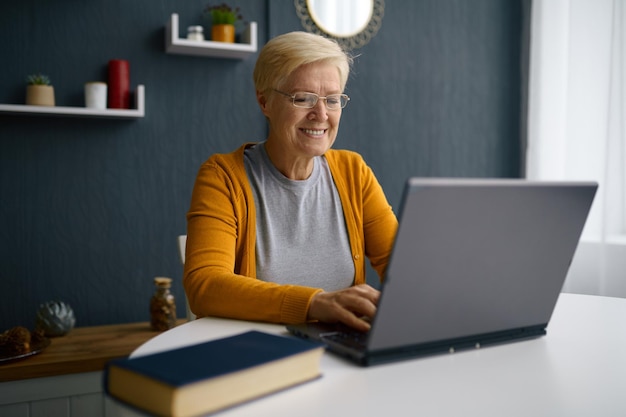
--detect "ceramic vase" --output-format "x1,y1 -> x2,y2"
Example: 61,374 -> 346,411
108,59 -> 130,109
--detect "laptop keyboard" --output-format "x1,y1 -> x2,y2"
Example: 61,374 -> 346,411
321,329 -> 369,351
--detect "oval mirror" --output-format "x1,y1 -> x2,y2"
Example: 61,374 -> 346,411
295,0 -> 385,50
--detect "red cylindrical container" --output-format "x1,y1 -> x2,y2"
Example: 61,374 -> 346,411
108,59 -> 130,109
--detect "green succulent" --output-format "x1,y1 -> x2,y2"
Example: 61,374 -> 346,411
204,3 -> 244,25
26,73 -> 51,86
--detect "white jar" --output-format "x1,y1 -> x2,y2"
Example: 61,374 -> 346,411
84,82 -> 107,109
187,25 -> 204,41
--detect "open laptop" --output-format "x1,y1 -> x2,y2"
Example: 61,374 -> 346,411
287,178 -> 598,366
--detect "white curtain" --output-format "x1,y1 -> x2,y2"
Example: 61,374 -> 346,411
527,0 -> 626,297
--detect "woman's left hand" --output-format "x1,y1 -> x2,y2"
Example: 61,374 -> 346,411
307,284 -> 380,332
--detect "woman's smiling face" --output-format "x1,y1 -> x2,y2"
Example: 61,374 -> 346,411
259,61 -> 344,168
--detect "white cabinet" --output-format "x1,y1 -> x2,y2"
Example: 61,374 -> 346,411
0,372 -> 123,417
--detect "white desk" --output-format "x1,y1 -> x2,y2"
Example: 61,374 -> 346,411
115,293 -> 626,417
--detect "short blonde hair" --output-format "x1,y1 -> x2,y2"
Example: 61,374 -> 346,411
253,31 -> 352,95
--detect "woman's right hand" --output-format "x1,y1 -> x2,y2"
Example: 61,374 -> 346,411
307,284 -> 380,332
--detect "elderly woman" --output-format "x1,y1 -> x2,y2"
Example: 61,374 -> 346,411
184,32 -> 398,332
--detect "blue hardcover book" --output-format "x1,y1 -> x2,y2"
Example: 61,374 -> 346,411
104,330 -> 325,417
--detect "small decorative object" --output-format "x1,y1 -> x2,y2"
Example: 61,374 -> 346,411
25,73 -> 55,106
84,82 -> 107,109
150,277 -> 177,331
108,59 -> 130,109
204,3 -> 244,43
35,300 -> 76,337
187,25 -> 205,41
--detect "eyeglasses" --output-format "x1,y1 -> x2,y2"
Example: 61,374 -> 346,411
273,90 -> 350,110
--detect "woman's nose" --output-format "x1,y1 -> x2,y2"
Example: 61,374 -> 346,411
308,99 -> 329,120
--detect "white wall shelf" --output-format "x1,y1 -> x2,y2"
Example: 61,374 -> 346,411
165,13 -> 257,59
0,85 -> 145,119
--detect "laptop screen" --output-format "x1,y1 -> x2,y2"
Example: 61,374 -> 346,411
367,178 -> 597,351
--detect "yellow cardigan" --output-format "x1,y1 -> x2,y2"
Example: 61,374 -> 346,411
184,143 -> 398,324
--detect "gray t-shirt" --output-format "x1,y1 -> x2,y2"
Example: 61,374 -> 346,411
244,143 -> 354,291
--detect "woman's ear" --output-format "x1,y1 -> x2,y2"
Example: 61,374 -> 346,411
256,90 -> 270,117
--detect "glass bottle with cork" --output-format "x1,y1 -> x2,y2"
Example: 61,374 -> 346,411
150,277 -> 177,331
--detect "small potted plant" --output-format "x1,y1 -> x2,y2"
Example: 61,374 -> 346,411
26,73 -> 55,106
203,3 -> 244,43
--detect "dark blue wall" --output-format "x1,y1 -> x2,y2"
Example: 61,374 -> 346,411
0,0 -> 526,330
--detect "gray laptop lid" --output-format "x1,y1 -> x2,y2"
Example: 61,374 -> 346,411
367,178 -> 598,351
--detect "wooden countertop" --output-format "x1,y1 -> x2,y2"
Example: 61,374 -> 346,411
0,320 -> 186,382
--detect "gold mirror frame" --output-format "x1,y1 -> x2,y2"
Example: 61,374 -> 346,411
295,0 -> 385,50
